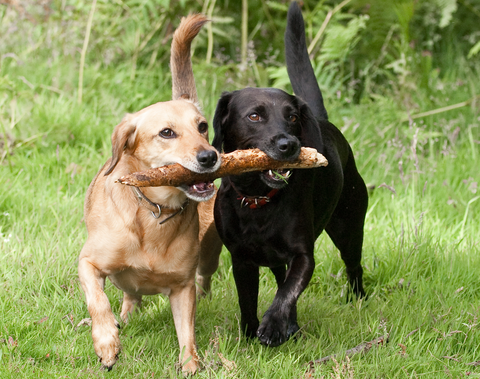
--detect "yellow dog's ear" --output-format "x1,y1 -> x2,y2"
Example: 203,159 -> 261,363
104,114 -> 137,176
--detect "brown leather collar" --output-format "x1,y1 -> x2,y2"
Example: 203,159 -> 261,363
132,187 -> 188,224
229,180 -> 279,209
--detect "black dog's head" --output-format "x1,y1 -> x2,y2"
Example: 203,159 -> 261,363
213,87 -> 322,189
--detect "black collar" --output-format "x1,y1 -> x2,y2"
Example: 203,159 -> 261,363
228,179 -> 279,209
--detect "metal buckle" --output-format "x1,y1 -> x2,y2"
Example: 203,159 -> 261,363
151,203 -> 161,219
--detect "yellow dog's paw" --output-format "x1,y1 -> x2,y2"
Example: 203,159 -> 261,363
92,322 -> 121,371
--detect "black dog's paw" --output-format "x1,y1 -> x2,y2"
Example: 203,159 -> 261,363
256,311 -> 294,347
240,319 -> 259,340
286,322 -> 300,340
257,323 -> 285,347
244,326 -> 258,340
345,284 -> 367,303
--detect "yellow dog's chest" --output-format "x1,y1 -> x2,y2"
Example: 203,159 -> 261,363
108,247 -> 197,296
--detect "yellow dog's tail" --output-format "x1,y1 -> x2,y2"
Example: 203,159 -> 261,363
170,14 -> 208,103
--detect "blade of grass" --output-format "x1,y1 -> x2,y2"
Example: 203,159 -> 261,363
401,95 -> 480,123
77,0 -> 97,105
241,0 -> 248,68
307,0 -> 352,55
206,0 -> 217,64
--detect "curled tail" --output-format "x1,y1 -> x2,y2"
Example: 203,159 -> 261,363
170,14 -> 208,103
285,2 -> 328,121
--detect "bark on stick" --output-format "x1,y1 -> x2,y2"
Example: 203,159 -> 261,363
116,147 -> 328,187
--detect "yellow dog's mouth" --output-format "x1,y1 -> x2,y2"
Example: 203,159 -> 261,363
180,181 -> 215,201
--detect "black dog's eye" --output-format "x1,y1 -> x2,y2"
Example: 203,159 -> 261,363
198,122 -> 208,134
159,128 -> 176,138
288,114 -> 297,122
248,113 -> 261,122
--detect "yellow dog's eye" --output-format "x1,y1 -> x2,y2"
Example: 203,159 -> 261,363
289,114 -> 297,122
198,122 -> 208,134
248,113 -> 261,122
159,128 -> 176,138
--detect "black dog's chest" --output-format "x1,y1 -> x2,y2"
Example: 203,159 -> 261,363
237,232 -> 292,267
227,206 -> 298,266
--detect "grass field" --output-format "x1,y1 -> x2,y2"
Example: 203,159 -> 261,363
1,1 -> 479,378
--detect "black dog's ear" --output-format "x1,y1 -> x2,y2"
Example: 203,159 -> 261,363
212,92 -> 232,152
295,97 -> 324,150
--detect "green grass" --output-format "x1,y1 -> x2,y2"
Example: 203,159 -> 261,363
1,1 -> 480,378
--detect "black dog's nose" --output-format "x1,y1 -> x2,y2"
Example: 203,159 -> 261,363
275,136 -> 300,159
197,150 -> 218,169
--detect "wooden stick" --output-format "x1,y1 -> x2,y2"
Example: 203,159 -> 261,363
116,147 -> 328,187
307,334 -> 388,369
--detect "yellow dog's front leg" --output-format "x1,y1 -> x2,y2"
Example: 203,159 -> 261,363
169,280 -> 199,374
78,258 -> 121,370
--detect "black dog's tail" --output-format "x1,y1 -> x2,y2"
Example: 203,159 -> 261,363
285,2 -> 328,121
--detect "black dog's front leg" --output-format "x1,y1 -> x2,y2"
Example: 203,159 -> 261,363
257,253 -> 315,346
232,258 -> 260,338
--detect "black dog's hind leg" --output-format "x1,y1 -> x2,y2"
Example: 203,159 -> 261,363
270,265 -> 286,285
325,160 -> 368,297
258,253 -> 315,346
232,258 -> 260,338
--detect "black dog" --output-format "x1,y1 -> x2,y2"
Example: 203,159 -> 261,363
212,2 -> 368,347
